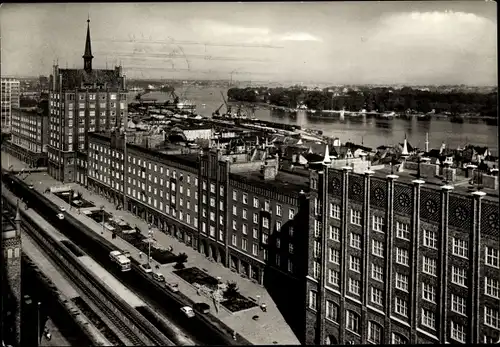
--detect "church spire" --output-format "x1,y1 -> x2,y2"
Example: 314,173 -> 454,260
83,16 -> 94,72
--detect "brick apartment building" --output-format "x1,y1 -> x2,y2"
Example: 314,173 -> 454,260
47,19 -> 127,184
87,131 -> 311,336
305,164 -> 499,345
1,78 -> 20,132
7,100 -> 50,167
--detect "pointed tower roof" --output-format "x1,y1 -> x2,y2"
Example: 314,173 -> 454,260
401,133 -> 409,156
83,17 -> 94,72
323,144 -> 332,165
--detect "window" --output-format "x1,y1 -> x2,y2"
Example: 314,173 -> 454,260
451,322 -> 466,343
242,193 -> 248,204
252,244 -> 258,256
326,301 -> 338,322
288,243 -> 294,254
314,220 -> 321,237
242,224 -> 248,235
451,294 -> 466,315
395,297 -> 408,317
421,309 -> 436,329
372,240 -> 384,258
276,221 -> 282,231
350,233 -> 361,249
242,208 -> 247,220
348,278 -> 360,295
485,277 -> 499,298
452,266 -> 467,287
210,183 -> 215,194
241,238 -> 248,251
232,234 -> 237,246
422,283 -> 436,303
392,333 -> 408,345
329,248 -> 339,264
219,186 -> 223,195
373,216 -> 384,232
423,229 -> 437,249
422,256 -> 437,276
313,262 -> 320,279
485,247 -> 499,268
350,209 -> 362,225
252,213 -> 258,224
232,220 -> 237,230
329,225 -> 339,241
396,273 -> 409,292
262,217 -> 269,229
314,241 -> 321,258
288,208 -> 295,220
210,197 -> 215,207
484,306 -> 499,328
276,238 -> 280,248
368,322 -> 383,344
276,204 -> 282,216
394,222 -> 409,241
330,203 -> 340,219
253,197 -> 259,208
371,264 -> 384,281
371,287 -> 383,306
328,269 -> 339,286
232,206 -> 237,216
452,238 -> 468,258
262,233 -> 268,244
289,226 -> 294,237
350,256 -> 361,273
308,291 -> 317,310
264,200 -> 270,212
346,310 -> 359,333
232,190 -> 237,201
253,228 -> 258,239
396,248 -> 409,266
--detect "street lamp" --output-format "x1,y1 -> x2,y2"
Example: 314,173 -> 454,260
37,301 -> 41,345
100,205 -> 105,234
147,229 -> 154,265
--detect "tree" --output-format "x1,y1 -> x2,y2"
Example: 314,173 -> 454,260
174,252 -> 188,269
223,281 -> 240,300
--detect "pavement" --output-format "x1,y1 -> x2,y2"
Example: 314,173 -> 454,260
39,317 -> 72,347
6,152 -> 300,345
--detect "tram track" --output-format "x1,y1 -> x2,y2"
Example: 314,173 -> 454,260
2,187 -> 173,346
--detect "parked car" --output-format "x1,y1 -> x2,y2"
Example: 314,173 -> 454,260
193,302 -> 210,314
57,213 -> 65,220
28,184 -> 34,189
152,272 -> 165,282
165,282 -> 179,292
59,206 -> 66,212
139,263 -> 153,274
180,306 -> 195,318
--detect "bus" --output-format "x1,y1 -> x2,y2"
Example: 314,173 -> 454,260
109,251 -> 131,272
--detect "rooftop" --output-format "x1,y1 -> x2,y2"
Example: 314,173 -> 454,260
57,67 -> 123,90
231,170 -> 309,197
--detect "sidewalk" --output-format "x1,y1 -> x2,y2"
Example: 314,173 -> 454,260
21,171 -> 300,345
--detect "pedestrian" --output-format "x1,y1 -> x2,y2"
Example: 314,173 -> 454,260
139,251 -> 143,259
232,332 -> 237,341
261,303 -> 267,312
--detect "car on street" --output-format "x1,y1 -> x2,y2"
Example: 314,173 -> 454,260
193,302 -> 210,314
57,213 -> 65,220
180,306 -> 195,318
165,282 -> 179,292
152,272 -> 165,282
59,206 -> 66,212
139,263 -> 153,274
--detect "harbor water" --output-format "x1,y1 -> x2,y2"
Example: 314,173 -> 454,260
129,87 -> 499,154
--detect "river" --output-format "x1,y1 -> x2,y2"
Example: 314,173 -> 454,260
129,86 -> 499,154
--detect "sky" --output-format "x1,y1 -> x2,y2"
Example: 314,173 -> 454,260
0,2 -> 497,86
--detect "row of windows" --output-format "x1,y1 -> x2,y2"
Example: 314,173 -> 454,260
309,290 -> 500,335
232,190 -> 296,219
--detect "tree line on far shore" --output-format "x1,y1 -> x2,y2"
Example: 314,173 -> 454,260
227,86 -> 498,117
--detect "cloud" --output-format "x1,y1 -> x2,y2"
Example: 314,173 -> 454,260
279,32 -> 322,42
191,19 -> 322,44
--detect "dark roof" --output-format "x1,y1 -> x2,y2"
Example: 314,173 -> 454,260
230,170 -> 309,197
304,153 -> 324,162
59,68 -> 122,89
